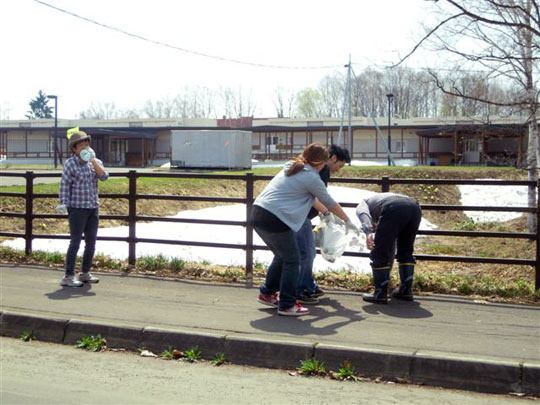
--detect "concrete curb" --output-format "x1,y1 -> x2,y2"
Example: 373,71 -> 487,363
1,310 -> 538,396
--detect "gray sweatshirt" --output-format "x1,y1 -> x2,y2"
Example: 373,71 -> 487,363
355,192 -> 408,234
254,161 -> 338,232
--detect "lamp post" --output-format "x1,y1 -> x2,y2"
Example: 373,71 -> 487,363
47,95 -> 58,169
386,93 -> 394,166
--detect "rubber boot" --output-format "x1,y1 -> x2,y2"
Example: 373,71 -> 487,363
362,267 -> 390,304
391,263 -> 414,301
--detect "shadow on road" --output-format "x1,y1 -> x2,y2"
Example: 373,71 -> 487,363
45,284 -> 96,300
362,300 -> 433,318
250,297 -> 364,336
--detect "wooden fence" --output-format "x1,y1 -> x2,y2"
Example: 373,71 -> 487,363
1,171 -> 538,290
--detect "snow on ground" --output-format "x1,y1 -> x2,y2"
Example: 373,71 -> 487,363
2,184 -> 526,274
457,183 -> 528,222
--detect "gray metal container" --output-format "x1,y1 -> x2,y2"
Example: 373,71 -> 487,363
170,130 -> 252,169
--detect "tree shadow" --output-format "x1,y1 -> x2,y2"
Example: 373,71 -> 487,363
362,299 -> 433,319
45,283 -> 96,300
250,296 -> 364,336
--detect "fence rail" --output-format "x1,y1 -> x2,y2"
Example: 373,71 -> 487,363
1,170 -> 539,289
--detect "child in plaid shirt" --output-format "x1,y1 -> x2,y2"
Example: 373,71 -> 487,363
58,131 -> 109,287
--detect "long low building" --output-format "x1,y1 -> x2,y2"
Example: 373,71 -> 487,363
0,115 -> 530,167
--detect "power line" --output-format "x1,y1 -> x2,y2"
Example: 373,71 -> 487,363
34,0 -> 343,70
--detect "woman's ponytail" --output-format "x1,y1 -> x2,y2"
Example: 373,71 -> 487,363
285,143 -> 328,176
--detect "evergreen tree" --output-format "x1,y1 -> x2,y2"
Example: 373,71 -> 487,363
26,90 -> 53,119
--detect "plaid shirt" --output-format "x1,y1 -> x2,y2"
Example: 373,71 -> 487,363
59,156 -> 109,208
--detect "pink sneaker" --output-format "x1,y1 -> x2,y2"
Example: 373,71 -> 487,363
277,302 -> 310,317
258,293 -> 278,308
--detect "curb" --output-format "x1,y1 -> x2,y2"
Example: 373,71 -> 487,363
1,310 -> 538,396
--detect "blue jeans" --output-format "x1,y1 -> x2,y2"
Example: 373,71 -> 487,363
65,208 -> 99,276
254,226 -> 300,310
295,218 -> 317,294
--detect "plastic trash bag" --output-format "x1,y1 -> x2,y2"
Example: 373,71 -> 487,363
313,213 -> 363,263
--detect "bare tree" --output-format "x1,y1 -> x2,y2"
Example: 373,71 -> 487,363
79,102 -> 119,119
395,0 -> 539,231
318,72 -> 346,118
218,86 -> 257,118
273,86 -> 296,118
143,98 -> 175,118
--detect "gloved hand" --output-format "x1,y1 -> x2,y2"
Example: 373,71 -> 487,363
55,204 -> 68,215
88,147 -> 96,161
344,219 -> 360,235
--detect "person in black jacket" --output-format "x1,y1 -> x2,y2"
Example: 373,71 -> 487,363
356,192 -> 422,304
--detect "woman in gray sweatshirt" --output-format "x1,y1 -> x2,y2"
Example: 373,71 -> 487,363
250,143 -> 359,316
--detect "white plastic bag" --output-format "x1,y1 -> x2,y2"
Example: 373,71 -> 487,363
313,213 -> 363,263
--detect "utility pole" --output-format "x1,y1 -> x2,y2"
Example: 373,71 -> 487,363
338,55 -> 352,156
386,93 -> 393,166
47,95 -> 58,169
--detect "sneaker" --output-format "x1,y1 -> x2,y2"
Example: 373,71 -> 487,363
297,292 -> 319,305
310,287 -> 325,298
78,272 -> 99,283
277,302 -> 310,317
60,275 -> 83,288
258,293 -> 278,308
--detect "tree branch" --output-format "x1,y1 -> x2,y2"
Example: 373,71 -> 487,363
392,12 -> 466,67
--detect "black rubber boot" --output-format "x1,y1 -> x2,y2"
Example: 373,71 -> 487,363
391,263 -> 414,301
363,267 -> 390,304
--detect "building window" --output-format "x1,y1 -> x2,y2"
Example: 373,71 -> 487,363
464,139 -> 479,152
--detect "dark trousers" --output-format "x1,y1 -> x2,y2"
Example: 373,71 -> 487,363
254,226 -> 300,310
370,198 -> 421,268
65,208 -> 99,276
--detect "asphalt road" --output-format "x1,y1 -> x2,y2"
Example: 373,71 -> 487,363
3,266 -> 538,363
0,337 -> 528,405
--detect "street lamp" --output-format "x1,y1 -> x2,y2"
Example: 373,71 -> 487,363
47,95 -> 58,169
386,93 -> 394,166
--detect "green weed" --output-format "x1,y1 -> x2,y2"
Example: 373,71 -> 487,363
211,352 -> 227,366
455,218 -> 478,231
170,257 -> 186,272
159,346 -> 183,359
184,346 -> 202,362
75,334 -> 107,352
299,358 -> 327,376
253,260 -> 265,270
137,254 -> 168,271
333,361 -> 357,381
20,330 -> 35,342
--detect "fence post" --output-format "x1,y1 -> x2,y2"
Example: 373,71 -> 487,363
128,170 -> 137,266
381,175 -> 390,192
24,171 -> 34,255
534,179 -> 540,290
245,172 -> 254,284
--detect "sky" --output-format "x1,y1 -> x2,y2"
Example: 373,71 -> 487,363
2,184 -> 527,274
0,0 -> 435,120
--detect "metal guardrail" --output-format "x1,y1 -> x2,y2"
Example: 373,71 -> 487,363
1,171 -> 539,289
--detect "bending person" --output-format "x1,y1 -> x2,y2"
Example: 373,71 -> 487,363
250,143 -> 359,316
356,192 -> 422,304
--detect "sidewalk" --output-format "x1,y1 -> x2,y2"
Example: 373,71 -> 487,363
1,264 -> 539,395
